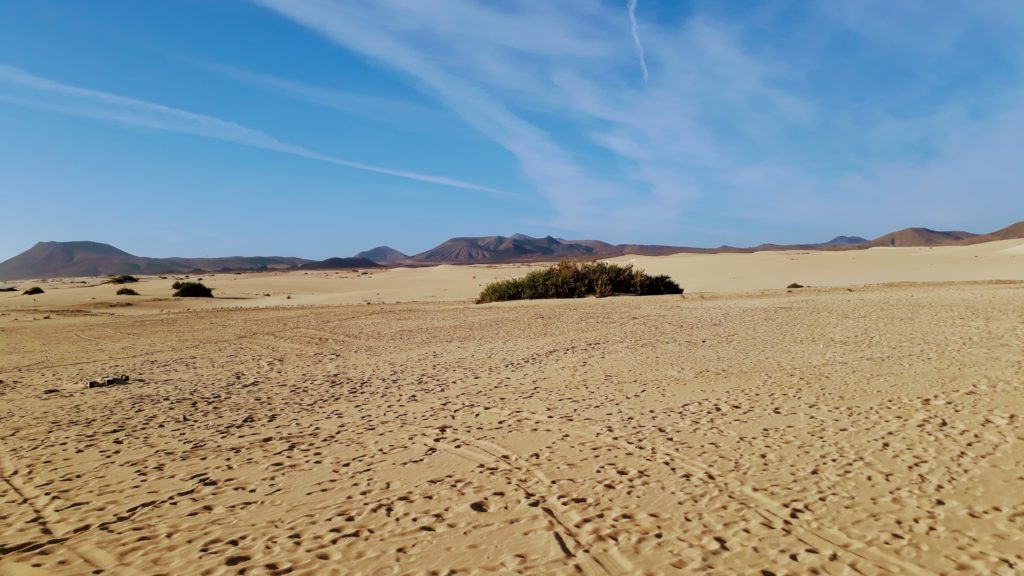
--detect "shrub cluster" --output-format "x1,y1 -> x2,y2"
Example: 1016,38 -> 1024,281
172,281 -> 213,298
117,287 -> 139,296
109,275 -> 139,284
477,261 -> 682,304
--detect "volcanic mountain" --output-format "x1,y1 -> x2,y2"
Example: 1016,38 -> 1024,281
354,246 -> 408,265
297,257 -> 381,270
964,221 -> 1024,244
408,234 -> 598,264
0,241 -> 309,281
817,235 -> 870,247
868,228 -> 979,247
559,239 -> 698,257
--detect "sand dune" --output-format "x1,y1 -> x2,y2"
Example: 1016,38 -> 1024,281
1,243 -> 1022,574
609,238 -> 1024,293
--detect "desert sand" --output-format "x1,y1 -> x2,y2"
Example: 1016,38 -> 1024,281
1,243 -> 1023,575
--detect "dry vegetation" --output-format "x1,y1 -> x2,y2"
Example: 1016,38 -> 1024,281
477,261 -> 682,303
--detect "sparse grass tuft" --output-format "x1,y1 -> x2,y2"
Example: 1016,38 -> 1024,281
172,281 -> 213,298
476,261 -> 682,304
117,287 -> 139,296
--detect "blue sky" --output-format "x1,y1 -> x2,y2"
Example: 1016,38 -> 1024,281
1,1 -> 1022,260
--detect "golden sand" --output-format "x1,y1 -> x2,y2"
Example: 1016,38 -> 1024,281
1,243 -> 1022,574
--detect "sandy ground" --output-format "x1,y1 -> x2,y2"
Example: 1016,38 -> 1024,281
1,244 -> 1023,575
608,238 -> 1024,293
0,263 -> 546,320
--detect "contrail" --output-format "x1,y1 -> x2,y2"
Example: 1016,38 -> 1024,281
627,0 -> 649,85
0,64 -> 512,198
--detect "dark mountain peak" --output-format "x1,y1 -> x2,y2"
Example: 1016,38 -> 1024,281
409,234 -> 593,264
820,236 -> 868,246
298,257 -> 381,270
354,246 -> 408,265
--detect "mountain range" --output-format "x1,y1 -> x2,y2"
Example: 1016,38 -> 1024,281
1,221 -> 1021,281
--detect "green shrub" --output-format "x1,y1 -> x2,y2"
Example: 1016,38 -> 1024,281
172,281 -> 213,298
171,281 -> 183,290
109,275 -> 139,284
117,287 -> 139,296
23,286 -> 44,295
477,261 -> 681,304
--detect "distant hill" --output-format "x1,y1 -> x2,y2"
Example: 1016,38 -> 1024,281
297,257 -> 381,270
816,235 -> 869,247
868,228 -> 978,247
964,221 -> 1024,244
408,234 -> 598,264
0,241 -> 187,280
570,236 -> 871,256
166,255 -> 310,272
751,236 -> 871,251
368,223 -> 1022,265
0,241 -> 309,281
562,239 -> 698,257
2,221 -> 1020,279
354,246 -> 408,265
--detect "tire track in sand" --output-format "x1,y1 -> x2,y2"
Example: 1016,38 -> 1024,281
478,407 -> 932,576
416,429 -> 635,576
0,452 -> 144,575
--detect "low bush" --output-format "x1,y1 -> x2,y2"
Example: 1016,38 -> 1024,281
477,261 -> 682,304
109,275 -> 139,284
117,287 -> 139,296
23,286 -> 44,295
172,281 -> 213,298
0,287 -> 17,292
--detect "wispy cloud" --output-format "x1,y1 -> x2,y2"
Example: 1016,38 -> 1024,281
243,0 -> 1021,243
26,0 -> 1007,244
0,63 -> 511,198
253,0 -> 636,232
627,0 -> 649,85
250,1 -> 835,241
205,63 -> 452,128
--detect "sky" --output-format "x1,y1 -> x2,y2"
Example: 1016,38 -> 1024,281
1,1 -> 1022,260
